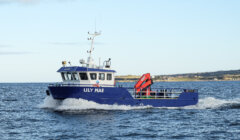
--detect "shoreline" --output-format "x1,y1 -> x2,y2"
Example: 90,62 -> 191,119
116,80 -> 240,82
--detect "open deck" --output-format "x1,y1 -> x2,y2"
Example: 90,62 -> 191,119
125,87 -> 198,99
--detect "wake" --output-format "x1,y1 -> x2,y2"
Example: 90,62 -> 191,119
39,96 -> 150,111
39,96 -> 240,111
183,97 -> 240,109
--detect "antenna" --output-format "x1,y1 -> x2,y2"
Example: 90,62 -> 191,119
85,19 -> 102,68
87,31 -> 101,57
86,30 -> 101,67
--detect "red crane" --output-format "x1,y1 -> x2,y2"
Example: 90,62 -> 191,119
134,73 -> 153,96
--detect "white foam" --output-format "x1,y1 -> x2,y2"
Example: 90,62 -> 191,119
183,97 -> 240,109
39,96 -> 240,111
39,96 -> 61,109
39,96 -> 151,111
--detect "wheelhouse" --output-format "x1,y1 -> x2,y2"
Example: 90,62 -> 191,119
57,66 -> 116,87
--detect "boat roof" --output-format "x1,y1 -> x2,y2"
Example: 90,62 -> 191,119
57,66 -> 116,73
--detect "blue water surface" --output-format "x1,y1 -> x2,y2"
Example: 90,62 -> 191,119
0,81 -> 240,140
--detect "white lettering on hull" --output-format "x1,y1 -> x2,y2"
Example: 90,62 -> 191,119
83,88 -> 104,93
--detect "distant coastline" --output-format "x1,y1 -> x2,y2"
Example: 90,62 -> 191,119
116,69 -> 240,82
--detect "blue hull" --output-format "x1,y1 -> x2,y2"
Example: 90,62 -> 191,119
48,86 -> 198,107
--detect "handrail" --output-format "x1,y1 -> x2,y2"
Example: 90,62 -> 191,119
49,83 -> 114,87
133,90 -> 181,99
124,87 -> 198,93
137,90 -> 182,94
125,87 -> 198,99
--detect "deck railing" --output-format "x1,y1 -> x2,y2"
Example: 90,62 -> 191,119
125,87 -> 198,99
48,83 -> 114,87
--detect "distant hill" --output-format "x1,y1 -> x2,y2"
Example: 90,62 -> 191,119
162,70 -> 240,77
116,69 -> 240,82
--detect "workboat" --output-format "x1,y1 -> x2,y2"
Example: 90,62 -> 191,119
46,31 -> 198,107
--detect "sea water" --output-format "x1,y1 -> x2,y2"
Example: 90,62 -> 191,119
0,81 -> 240,139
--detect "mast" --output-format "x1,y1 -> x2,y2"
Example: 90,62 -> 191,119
87,31 -> 101,67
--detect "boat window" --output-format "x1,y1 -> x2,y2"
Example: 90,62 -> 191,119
107,73 -> 112,80
90,73 -> 97,80
67,72 -> 73,80
79,73 -> 88,80
99,73 -> 105,80
61,73 -> 66,81
63,73 -> 68,80
72,73 -> 79,80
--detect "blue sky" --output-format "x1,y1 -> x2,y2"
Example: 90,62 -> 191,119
0,0 -> 240,82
